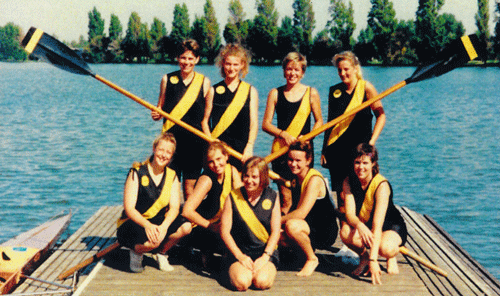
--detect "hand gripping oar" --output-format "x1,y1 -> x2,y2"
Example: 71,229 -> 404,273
264,34 -> 485,164
57,241 -> 120,280
399,246 -> 448,277
21,27 -> 287,185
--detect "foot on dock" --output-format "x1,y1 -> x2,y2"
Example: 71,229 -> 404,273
156,253 -> 174,272
387,257 -> 399,274
296,257 -> 319,277
129,250 -> 144,273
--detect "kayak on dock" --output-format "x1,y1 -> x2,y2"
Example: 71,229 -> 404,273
0,212 -> 72,294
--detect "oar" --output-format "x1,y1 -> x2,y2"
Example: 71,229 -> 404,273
57,241 -> 120,280
264,34 -> 485,164
21,27 -> 287,185
399,246 -> 448,277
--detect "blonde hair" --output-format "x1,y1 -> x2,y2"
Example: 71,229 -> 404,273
282,52 -> 307,73
133,132 -> 176,168
242,156 -> 270,190
216,43 -> 251,78
332,51 -> 363,79
204,141 -> 229,168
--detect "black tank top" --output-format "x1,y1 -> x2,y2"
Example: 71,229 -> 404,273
275,86 -> 311,135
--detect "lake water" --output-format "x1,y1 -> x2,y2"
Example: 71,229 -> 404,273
1,62 -> 499,279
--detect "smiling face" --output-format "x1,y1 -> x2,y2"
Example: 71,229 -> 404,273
206,148 -> 228,176
153,139 -> 175,168
287,150 -> 311,177
243,166 -> 261,193
337,59 -> 358,86
177,50 -> 199,75
223,55 -> 244,80
353,155 -> 375,182
284,61 -> 304,85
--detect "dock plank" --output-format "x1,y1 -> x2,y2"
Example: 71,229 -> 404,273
13,205 -> 500,296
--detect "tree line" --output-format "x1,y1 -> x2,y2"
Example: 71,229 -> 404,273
2,0 -> 500,65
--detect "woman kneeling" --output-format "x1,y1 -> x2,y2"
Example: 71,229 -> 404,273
220,157 -> 281,291
339,143 -> 407,285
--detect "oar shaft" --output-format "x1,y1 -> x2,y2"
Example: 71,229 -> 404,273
399,246 -> 448,277
264,80 -> 408,164
57,241 -> 120,280
94,74 -> 285,183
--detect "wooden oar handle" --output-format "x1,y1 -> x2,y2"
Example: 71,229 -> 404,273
93,74 -> 288,186
57,241 -> 120,280
399,246 -> 448,277
264,80 -> 408,164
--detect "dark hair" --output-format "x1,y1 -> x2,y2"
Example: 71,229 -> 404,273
176,39 -> 200,57
354,143 -> 379,175
288,141 -> 314,168
242,156 -> 269,189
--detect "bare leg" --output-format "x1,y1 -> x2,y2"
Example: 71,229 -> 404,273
387,257 -> 399,274
228,262 -> 252,291
253,261 -> 277,290
380,230 -> 402,275
352,249 -> 370,276
279,184 -> 292,215
159,222 -> 192,254
284,219 -> 318,277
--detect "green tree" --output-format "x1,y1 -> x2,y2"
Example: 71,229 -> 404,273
191,16 -> 209,59
327,0 -> 356,51
87,7 -> 106,62
436,13 -> 465,49
311,29 -> 336,64
368,0 -> 397,64
223,0 -> 249,44
107,14 -> 123,63
354,26 -> 376,63
292,0 -> 315,56
277,16 -> 297,58
415,0 -> 445,62
0,23 -> 27,61
475,0 -> 490,58
122,12 -> 151,63
248,0 -> 279,63
170,3 -> 191,57
150,17 -> 167,62
493,0 -> 500,60
392,20 -> 418,65
202,0 -> 221,63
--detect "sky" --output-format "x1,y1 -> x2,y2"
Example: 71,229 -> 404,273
1,0 -> 496,43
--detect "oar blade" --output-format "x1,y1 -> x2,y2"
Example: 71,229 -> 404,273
21,27 -> 94,76
406,34 -> 485,84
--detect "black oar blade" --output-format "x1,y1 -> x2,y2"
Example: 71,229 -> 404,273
21,27 -> 94,76
406,34 -> 484,84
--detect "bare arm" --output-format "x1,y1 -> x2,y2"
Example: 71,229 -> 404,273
281,176 -> 325,224
261,88 -> 279,136
242,86 -> 259,162
152,75 -> 168,121
182,175 -> 213,228
201,85 -> 214,137
365,81 -> 386,146
160,176 -> 182,231
254,193 -> 281,272
309,87 -> 324,131
231,166 -> 243,189
343,178 -> 374,248
123,170 -> 150,228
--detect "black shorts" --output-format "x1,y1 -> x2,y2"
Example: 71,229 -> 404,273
117,214 -> 188,251
383,221 -> 408,246
170,131 -> 206,180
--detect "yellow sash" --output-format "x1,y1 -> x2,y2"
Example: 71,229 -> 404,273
207,164 -> 233,224
162,72 -> 205,133
211,81 -> 251,139
300,168 -> 323,194
327,80 -> 366,146
359,174 -> 387,224
117,167 -> 176,227
271,87 -> 311,152
231,188 -> 269,244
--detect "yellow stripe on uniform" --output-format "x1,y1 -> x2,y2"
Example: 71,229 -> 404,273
461,35 -> 478,61
211,81 -> 250,139
231,188 -> 269,244
24,28 -> 44,54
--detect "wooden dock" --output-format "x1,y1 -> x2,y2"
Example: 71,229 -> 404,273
13,205 -> 500,295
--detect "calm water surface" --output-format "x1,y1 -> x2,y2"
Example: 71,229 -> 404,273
1,62 -> 499,279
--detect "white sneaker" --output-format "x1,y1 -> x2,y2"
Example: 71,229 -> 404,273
129,249 -> 144,273
156,253 -> 174,272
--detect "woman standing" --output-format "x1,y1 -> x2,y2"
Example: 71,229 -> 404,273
339,143 -> 407,285
182,142 -> 242,259
322,51 -> 386,197
202,44 -> 258,170
152,39 -> 212,200
220,157 -> 281,291
117,133 -> 192,273
262,52 -> 323,214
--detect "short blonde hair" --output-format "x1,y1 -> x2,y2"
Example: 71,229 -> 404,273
216,43 -> 251,78
332,51 -> 363,79
242,156 -> 269,190
153,132 -> 177,151
282,52 -> 307,73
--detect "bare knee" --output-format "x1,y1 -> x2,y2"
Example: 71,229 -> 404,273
285,219 -> 305,238
178,222 -> 192,237
379,231 -> 401,258
253,273 -> 273,290
231,273 -> 252,291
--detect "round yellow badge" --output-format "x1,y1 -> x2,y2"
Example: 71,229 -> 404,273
170,76 -> 179,84
333,89 -> 342,98
262,199 -> 272,211
141,176 -> 150,187
216,85 -> 226,95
